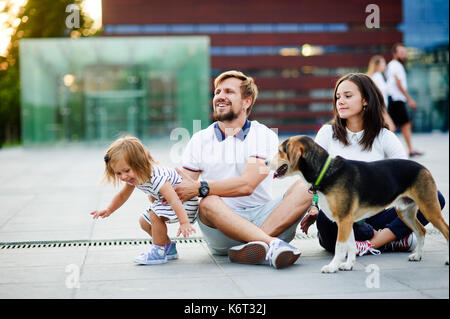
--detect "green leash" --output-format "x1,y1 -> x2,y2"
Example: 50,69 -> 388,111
309,155 -> 332,211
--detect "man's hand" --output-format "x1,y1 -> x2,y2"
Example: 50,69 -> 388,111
173,168 -> 200,202
395,75 -> 417,110
408,98 -> 418,109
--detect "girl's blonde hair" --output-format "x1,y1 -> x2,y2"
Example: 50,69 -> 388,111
102,136 -> 157,186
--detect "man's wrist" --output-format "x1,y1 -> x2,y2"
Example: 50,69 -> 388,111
198,181 -> 210,197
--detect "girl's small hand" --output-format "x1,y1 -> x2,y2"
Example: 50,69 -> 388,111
90,209 -> 111,219
177,222 -> 196,238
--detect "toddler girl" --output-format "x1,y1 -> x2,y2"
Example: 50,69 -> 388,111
90,136 -> 198,265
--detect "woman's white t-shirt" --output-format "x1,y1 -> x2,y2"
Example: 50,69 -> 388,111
314,124 -> 407,161
371,71 -> 388,107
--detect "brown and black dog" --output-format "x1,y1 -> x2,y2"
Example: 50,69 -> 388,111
270,135 -> 449,273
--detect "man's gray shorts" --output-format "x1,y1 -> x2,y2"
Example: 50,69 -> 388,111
198,195 -> 300,255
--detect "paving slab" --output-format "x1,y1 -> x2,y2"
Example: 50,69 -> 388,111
0,132 -> 448,303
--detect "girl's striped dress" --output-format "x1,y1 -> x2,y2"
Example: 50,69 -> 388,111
135,165 -> 199,224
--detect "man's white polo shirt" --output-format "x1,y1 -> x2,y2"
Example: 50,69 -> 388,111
182,120 -> 279,211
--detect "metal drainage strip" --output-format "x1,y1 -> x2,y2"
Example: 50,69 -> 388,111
0,233 -> 317,250
0,237 -> 205,250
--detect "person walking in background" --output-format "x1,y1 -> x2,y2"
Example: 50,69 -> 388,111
367,55 -> 395,131
385,43 -> 423,157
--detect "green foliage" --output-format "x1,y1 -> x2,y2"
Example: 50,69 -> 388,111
0,0 -> 98,146
0,57 -> 20,145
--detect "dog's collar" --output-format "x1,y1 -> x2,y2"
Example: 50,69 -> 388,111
310,155 -> 332,192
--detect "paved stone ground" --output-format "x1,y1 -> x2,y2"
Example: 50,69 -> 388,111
0,132 -> 448,302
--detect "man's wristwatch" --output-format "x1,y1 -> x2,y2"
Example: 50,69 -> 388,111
198,181 -> 210,197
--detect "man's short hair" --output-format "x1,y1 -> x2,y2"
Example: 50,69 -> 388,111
391,42 -> 405,54
214,70 -> 258,116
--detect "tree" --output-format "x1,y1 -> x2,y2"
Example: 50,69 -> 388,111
0,0 -> 98,146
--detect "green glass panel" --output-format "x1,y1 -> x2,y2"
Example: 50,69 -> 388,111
19,36 -> 210,144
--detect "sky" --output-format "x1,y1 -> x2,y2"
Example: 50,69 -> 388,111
400,0 -> 449,50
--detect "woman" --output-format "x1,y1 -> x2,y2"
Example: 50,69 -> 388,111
367,55 -> 395,131
301,73 -> 445,256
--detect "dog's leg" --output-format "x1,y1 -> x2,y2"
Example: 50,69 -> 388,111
339,229 -> 356,271
395,198 -> 425,261
339,227 -> 356,270
409,172 -> 449,265
321,213 -> 354,273
412,194 -> 449,264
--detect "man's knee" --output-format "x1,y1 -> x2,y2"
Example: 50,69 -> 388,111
199,195 -> 222,226
199,195 -> 220,207
285,180 -> 313,206
199,195 -> 221,213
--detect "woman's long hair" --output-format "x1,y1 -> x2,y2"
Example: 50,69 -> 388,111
331,73 -> 387,151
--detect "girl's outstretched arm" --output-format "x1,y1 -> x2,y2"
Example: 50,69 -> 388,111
90,183 -> 135,219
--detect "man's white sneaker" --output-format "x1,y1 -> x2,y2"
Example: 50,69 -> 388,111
228,241 -> 269,265
266,239 -> 301,269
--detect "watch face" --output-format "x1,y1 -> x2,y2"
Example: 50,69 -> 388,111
200,186 -> 209,196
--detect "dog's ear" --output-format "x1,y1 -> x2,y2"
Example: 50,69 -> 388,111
286,138 -> 305,167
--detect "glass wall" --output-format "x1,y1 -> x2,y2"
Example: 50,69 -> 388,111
400,0 -> 449,132
407,45 -> 449,132
19,36 -> 210,144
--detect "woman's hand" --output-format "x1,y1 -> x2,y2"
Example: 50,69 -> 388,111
300,206 -> 319,235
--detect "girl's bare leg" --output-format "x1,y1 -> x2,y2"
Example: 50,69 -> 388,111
147,212 -> 171,246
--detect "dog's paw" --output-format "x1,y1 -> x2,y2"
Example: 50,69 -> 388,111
321,263 -> 338,273
338,262 -> 354,271
408,252 -> 422,261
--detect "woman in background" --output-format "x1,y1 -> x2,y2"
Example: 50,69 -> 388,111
367,55 -> 395,131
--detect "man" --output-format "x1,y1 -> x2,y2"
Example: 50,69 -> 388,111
385,43 -> 422,157
174,70 -> 312,269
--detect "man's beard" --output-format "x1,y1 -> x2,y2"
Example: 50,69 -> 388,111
213,107 -> 242,122
396,56 -> 407,67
